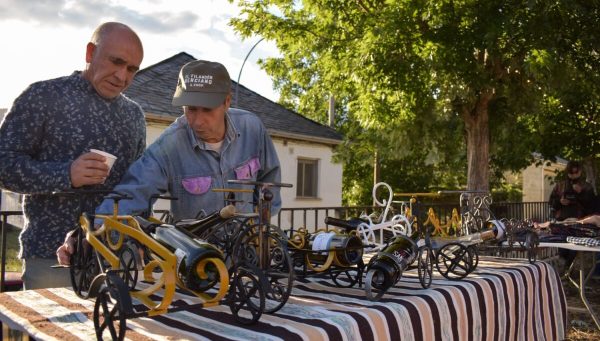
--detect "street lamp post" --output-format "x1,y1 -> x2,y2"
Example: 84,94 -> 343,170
235,37 -> 265,107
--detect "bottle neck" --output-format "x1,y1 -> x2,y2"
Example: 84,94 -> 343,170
480,229 -> 496,241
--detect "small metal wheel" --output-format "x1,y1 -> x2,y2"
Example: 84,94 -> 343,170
525,231 -> 539,264
364,268 -> 388,301
466,245 -> 479,273
228,265 -> 265,325
70,230 -> 100,299
417,245 -> 434,288
93,272 -> 132,341
435,242 -> 474,280
330,267 -> 363,288
118,241 -> 141,291
232,226 -> 294,313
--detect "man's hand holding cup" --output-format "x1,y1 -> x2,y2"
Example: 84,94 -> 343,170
70,149 -> 117,187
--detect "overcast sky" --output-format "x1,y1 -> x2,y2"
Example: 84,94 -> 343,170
0,0 -> 280,109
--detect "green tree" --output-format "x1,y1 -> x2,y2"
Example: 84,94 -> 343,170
523,2 -> 600,190
230,0 -> 598,201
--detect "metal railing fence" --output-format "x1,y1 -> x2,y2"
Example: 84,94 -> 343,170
1,201 -> 551,291
276,201 -> 551,233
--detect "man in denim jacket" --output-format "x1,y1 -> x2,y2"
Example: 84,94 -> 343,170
95,59 -> 281,221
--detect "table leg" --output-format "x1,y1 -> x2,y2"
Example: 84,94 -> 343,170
567,251 -> 600,331
2,322 -> 30,341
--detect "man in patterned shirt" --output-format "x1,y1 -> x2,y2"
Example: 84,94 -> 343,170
0,22 -> 146,289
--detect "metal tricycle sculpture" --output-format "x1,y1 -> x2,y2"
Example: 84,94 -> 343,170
63,190 -> 265,341
174,179 -> 295,314
286,216 -> 368,288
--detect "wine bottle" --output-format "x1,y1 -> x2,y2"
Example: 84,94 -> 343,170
307,230 -> 364,267
365,232 -> 420,301
152,223 -> 224,292
455,220 -> 505,244
176,204 -> 236,235
324,216 -> 369,233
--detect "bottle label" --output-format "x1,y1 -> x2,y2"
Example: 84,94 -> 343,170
378,250 -> 412,270
175,248 -> 186,273
312,232 -> 335,252
392,249 -> 412,263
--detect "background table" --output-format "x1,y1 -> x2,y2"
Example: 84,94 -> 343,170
0,257 -> 566,341
538,242 -> 600,330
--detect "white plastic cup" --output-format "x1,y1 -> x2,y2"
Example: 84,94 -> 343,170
90,149 -> 117,173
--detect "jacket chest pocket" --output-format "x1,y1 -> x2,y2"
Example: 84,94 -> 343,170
180,176 -> 212,195
234,157 -> 261,180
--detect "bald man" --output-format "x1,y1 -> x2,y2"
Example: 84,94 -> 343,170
0,22 -> 146,289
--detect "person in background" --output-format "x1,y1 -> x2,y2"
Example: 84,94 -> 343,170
548,160 -> 596,272
0,22 -> 146,289
549,160 -> 595,221
57,59 -> 281,265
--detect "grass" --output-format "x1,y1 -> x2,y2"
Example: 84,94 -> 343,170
2,225 -> 21,272
564,277 -> 600,340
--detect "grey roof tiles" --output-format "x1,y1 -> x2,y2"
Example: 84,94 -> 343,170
125,52 -> 342,144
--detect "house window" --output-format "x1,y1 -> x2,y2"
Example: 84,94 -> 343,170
297,158 -> 318,198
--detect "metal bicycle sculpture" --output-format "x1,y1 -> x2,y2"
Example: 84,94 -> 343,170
313,212 -> 433,300
177,179 -> 295,314
449,190 -> 540,264
287,217 -> 367,288
477,218 -> 540,264
389,192 -> 480,281
63,190 -> 265,341
363,230 -> 435,301
417,191 -> 540,281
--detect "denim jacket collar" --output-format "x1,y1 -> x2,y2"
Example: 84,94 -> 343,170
187,111 -> 239,151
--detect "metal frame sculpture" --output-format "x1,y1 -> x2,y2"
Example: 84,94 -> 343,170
356,182 -> 413,250
363,232 -> 434,301
394,192 -> 481,281
287,223 -> 367,288
226,179 -> 295,313
64,190 -> 265,341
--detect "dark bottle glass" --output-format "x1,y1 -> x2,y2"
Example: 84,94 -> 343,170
365,232 -> 419,300
324,216 -> 370,233
152,224 -> 224,292
176,204 -> 236,235
307,231 -> 364,266
456,220 -> 504,243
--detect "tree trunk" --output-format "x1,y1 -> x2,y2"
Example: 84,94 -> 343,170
583,156 -> 597,195
460,89 -> 493,191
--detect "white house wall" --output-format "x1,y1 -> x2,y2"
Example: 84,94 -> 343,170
522,161 -> 564,202
272,137 -> 343,231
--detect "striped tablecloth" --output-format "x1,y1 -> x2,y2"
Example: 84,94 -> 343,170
0,257 -> 566,341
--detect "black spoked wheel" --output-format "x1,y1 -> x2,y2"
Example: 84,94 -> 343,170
233,226 -> 294,313
466,245 -> 479,273
228,266 -> 265,325
417,246 -> 434,288
93,272 -> 132,341
525,231 -> 539,264
118,241 -> 141,291
435,242 -> 474,280
70,230 -> 100,299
